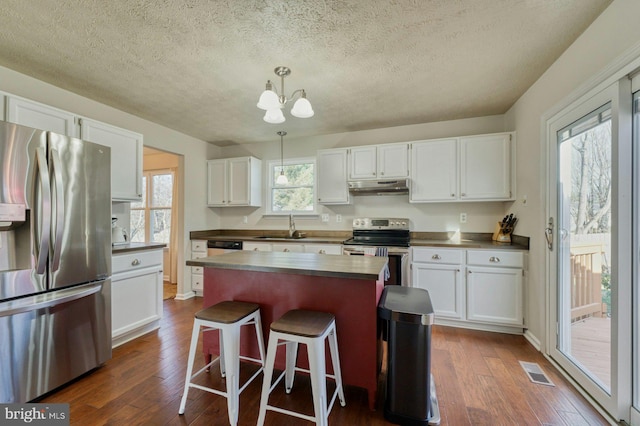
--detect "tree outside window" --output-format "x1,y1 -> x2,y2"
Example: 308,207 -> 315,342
269,158 -> 315,213
130,170 -> 173,245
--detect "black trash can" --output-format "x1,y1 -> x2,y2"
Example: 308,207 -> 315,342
378,286 -> 440,425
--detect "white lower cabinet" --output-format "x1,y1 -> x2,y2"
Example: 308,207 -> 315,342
412,262 -> 463,319
411,247 -> 525,333
270,243 -> 304,253
243,242 -> 273,251
111,249 -> 163,347
466,266 -> 523,326
466,250 -> 524,327
304,244 -> 343,255
412,248 -> 464,319
242,241 -> 342,254
190,240 -> 207,295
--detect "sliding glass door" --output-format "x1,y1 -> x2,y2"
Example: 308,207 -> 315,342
557,102 -> 612,391
547,80 -> 633,421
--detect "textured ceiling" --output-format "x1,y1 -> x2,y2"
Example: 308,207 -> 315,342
0,0 -> 612,146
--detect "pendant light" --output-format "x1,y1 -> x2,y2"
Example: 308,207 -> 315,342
276,131 -> 288,185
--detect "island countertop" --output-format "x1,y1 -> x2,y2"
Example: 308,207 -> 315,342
187,250 -> 387,280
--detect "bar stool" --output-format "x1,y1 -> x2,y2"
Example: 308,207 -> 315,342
257,309 -> 346,426
178,301 -> 265,426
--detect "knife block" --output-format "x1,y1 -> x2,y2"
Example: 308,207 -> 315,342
492,222 -> 512,243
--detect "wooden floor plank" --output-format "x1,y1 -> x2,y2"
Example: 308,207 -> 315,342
39,297 -> 608,425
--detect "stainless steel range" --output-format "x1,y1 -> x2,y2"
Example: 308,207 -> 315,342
342,218 -> 410,286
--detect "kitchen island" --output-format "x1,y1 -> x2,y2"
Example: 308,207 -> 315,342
187,251 -> 388,410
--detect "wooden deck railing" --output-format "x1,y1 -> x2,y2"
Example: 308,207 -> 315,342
570,243 -> 605,321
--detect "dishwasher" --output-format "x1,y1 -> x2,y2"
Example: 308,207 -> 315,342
207,240 -> 244,255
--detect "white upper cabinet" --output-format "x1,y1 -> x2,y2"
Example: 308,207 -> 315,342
377,143 -> 409,178
80,118 -> 143,201
207,156 -> 262,207
349,143 -> 409,180
7,96 -> 77,137
410,132 -> 514,203
349,146 -> 377,179
317,148 -> 350,204
410,138 -> 458,202
459,133 -> 513,200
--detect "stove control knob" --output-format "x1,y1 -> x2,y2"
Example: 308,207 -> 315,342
401,221 -> 407,226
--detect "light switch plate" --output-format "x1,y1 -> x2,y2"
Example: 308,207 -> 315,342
321,214 -> 329,222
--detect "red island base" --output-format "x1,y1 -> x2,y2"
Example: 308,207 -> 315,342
202,267 -> 384,410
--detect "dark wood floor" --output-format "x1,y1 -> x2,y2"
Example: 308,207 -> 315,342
41,297 -> 608,425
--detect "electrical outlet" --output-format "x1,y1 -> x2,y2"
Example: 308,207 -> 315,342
336,214 -> 342,223
321,214 -> 329,222
243,216 -> 248,224
460,213 -> 467,223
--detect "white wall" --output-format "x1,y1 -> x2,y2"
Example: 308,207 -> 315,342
215,115 -> 510,232
504,0 -> 640,345
0,65 -> 217,297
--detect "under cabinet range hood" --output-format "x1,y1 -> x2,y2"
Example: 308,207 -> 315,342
348,179 -> 409,195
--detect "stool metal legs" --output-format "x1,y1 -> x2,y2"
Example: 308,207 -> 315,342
257,322 -> 345,426
179,310 -> 265,426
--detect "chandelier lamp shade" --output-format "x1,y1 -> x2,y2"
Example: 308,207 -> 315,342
257,66 -> 314,124
276,131 -> 288,185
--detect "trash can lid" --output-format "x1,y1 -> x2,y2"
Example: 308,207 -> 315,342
378,286 -> 435,325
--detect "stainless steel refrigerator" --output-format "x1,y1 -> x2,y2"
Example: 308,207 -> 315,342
0,120 -> 112,403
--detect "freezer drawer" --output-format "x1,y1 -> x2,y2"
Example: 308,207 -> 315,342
0,280 -> 111,403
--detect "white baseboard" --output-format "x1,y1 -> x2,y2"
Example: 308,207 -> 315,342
174,291 -> 196,300
111,320 -> 160,348
524,329 -> 542,351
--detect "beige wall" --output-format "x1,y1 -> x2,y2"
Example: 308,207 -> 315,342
0,65 -> 217,298
504,0 -> 640,345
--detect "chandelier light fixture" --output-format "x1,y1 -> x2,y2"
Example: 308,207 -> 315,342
276,131 -> 288,185
257,66 -> 314,124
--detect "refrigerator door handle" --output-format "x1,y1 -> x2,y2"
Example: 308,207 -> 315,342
50,149 -> 65,272
34,147 -> 51,275
0,282 -> 102,317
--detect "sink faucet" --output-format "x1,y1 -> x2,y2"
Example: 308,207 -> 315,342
289,214 -> 296,238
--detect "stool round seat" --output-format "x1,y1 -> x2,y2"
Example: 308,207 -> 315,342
270,310 -> 335,337
196,301 -> 260,324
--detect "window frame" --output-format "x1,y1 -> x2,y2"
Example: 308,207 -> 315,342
130,168 -> 174,245
266,156 -> 317,215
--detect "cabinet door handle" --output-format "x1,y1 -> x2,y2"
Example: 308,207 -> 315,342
432,254 -> 441,260
461,193 -> 466,196
131,259 -> 141,266
489,256 -> 500,263
283,248 -> 290,252
319,249 -> 326,254
451,193 -> 455,197
253,248 -> 259,251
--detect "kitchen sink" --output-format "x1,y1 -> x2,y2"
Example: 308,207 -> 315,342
254,234 -> 306,240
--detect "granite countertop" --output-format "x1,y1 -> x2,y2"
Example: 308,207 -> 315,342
207,235 -> 347,244
187,251 -> 387,280
191,230 -> 529,251
409,238 -> 528,251
112,242 -> 166,254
